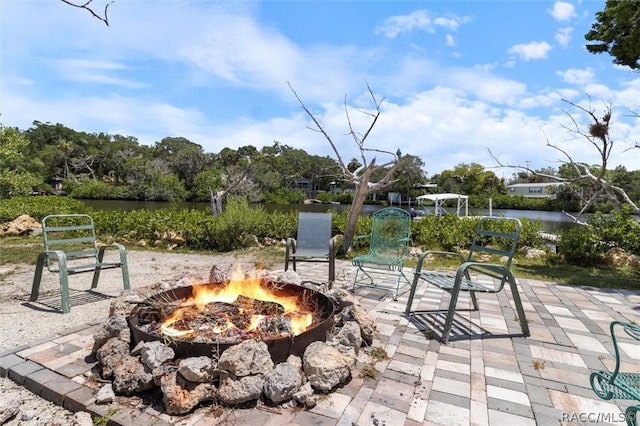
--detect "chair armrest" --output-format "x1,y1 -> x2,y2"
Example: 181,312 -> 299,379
353,234 -> 371,248
455,261 -> 515,291
609,321 -> 640,377
414,250 -> 465,273
286,238 -> 297,255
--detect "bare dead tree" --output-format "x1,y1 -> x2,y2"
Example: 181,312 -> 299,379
289,82 -> 401,252
490,98 -> 639,222
60,0 -> 113,26
208,159 -> 252,216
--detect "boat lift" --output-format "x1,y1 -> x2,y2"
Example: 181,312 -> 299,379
415,193 -> 469,217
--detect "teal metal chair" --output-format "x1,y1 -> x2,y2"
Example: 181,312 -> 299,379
405,216 -> 529,343
352,207 -> 411,300
285,212 -> 335,283
591,321 -> 640,426
31,214 -> 130,313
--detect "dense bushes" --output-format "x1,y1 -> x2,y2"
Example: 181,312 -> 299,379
1,196 -> 546,254
559,208 -> 640,266
409,214 -> 542,252
0,195 -> 89,222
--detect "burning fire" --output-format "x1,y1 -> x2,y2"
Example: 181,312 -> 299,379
160,268 -> 314,339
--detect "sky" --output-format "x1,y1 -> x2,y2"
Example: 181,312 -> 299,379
1,0 -> 640,178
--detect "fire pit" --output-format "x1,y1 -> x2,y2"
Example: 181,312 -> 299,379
128,269 -> 336,363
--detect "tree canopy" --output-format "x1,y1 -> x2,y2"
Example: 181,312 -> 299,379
585,0 -> 640,70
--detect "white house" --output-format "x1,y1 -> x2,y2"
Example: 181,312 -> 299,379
507,182 -> 566,199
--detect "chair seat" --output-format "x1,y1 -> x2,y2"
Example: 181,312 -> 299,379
591,371 -> 640,400
415,271 -> 493,292
63,261 -> 123,275
291,249 -> 330,259
353,253 -> 402,268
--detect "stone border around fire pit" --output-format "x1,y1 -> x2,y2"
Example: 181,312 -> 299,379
87,266 -> 380,419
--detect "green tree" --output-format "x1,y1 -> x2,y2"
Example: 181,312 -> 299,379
0,125 -> 43,196
585,0 -> 640,70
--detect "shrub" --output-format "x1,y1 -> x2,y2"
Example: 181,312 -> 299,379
559,226 -> 604,266
0,196 -> 89,223
69,180 -> 125,199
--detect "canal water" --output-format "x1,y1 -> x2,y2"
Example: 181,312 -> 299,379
80,199 -> 579,234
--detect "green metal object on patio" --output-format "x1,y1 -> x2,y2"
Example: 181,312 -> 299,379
352,207 -> 412,300
405,216 -> 529,344
30,214 -> 130,314
590,321 -> 640,426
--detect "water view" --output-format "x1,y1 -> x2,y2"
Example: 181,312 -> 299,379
80,199 -> 579,234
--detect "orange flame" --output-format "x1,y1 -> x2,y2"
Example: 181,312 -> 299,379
160,267 -> 313,339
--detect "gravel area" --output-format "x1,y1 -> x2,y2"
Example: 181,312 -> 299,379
0,250 -> 272,425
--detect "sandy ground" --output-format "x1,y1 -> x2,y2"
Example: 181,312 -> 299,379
0,249 -> 280,425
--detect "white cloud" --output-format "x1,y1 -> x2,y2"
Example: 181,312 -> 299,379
375,10 -> 471,38
550,2 -> 576,21
445,34 -> 455,47
509,41 -> 553,61
555,27 -> 573,47
557,67 -> 594,85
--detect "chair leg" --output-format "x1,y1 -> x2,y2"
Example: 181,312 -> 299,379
57,259 -> 71,314
329,258 -> 335,283
404,273 -> 421,315
120,253 -> 131,290
30,252 -> 47,302
626,405 -> 639,426
441,285 -> 461,344
508,278 -> 530,337
470,291 -> 479,310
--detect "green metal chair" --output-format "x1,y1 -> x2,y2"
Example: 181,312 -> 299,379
352,207 -> 411,300
591,321 -> 640,426
285,212 -> 335,283
31,214 -> 130,313
405,216 -> 529,343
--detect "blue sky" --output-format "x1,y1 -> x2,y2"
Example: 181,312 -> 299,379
2,0 -> 639,177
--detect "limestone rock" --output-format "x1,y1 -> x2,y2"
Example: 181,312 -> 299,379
178,356 -> 218,383
0,395 -> 20,423
218,340 -> 274,378
605,247 -> 631,267
137,341 -> 175,369
339,304 -> 376,345
303,341 -> 352,391
293,382 -> 315,407
521,246 -> 546,260
333,321 -> 363,353
96,338 -> 131,379
92,315 -> 129,354
217,374 -> 264,405
112,355 -> 155,395
109,290 -> 145,317
71,411 -> 94,426
263,362 -> 303,403
160,371 -> 217,415
0,214 -> 41,237
95,384 -> 115,404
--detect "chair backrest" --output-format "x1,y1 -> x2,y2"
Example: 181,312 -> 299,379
368,207 -> 411,259
296,212 -> 332,253
466,216 -> 521,284
41,214 -> 99,271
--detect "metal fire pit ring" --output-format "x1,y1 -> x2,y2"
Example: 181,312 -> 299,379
128,282 -> 336,364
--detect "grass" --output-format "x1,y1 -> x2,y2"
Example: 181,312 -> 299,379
1,236 -> 639,291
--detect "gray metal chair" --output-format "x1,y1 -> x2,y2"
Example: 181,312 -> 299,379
285,212 -> 335,282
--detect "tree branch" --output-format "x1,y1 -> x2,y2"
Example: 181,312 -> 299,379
60,0 -> 113,26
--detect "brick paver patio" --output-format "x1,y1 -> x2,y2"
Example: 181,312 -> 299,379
1,259 -> 638,425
